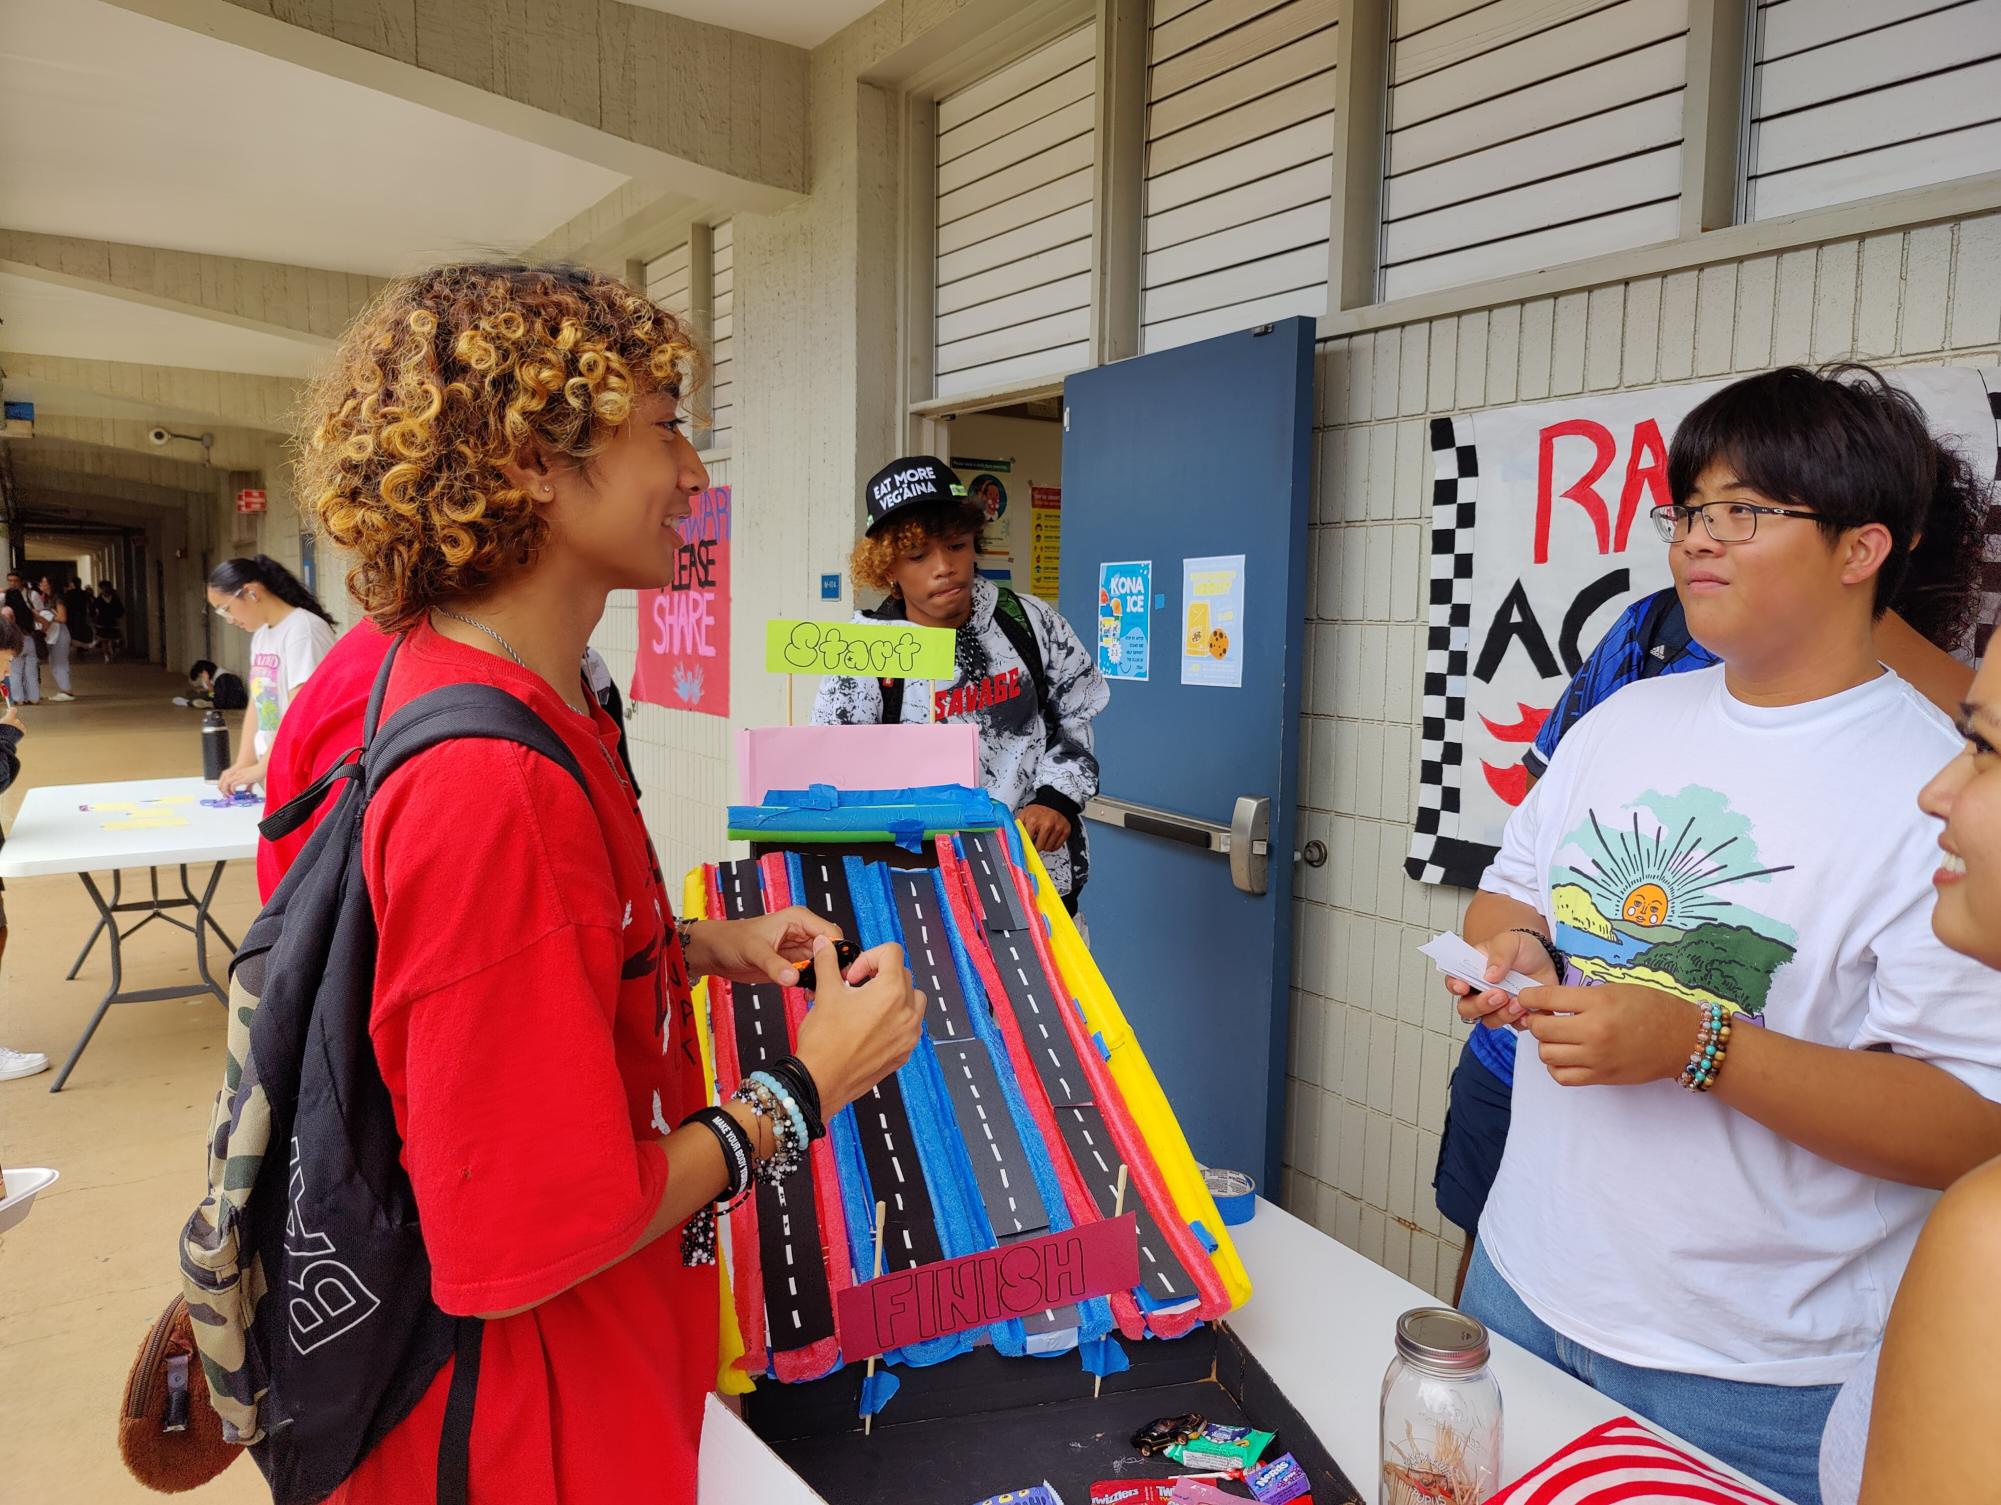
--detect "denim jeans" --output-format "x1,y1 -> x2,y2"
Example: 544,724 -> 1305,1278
1463,1241 -> 1837,1505
8,640 -> 38,704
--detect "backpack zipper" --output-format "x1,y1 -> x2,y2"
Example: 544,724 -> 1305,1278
126,1294 -> 186,1420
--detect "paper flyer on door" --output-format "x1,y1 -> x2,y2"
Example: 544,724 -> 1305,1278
1097,560 -> 1152,681
1180,554 -> 1245,688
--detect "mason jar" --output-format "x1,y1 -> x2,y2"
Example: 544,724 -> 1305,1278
1380,1306 -> 1503,1505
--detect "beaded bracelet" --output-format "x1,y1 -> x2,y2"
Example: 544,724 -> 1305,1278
678,1079 -> 811,1265
749,1070 -> 811,1151
767,1053 -> 825,1136
1677,1002 -> 1732,1092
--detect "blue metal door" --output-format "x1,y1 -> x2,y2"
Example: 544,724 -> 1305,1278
1058,317 -> 1315,1196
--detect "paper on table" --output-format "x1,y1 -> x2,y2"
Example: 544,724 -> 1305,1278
144,796 -> 195,806
1419,932 -> 1545,998
104,816 -> 191,831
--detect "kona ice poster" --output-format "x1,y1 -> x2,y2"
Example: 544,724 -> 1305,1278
632,484 -> 731,717
1097,561 -> 1152,681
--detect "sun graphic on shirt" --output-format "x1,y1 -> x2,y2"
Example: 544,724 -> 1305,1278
1568,808 -> 1794,934
1621,882 -> 1669,927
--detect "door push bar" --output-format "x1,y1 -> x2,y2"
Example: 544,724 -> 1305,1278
1083,794 -> 1272,895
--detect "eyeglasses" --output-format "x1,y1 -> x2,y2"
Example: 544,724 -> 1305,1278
213,588 -> 245,619
1649,501 -> 1819,544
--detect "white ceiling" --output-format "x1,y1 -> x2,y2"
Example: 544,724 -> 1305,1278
0,0 -> 629,277
0,272 -> 325,379
625,0 -> 882,49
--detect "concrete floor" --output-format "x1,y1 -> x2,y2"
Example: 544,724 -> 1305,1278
2,661 -> 268,1502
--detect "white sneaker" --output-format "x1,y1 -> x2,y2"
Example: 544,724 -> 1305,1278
0,1048 -> 50,1082
50,692 -> 76,702
172,696 -> 191,707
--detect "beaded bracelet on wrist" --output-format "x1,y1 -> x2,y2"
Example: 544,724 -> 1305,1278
679,1077 -> 813,1265
1677,1002 -> 1732,1092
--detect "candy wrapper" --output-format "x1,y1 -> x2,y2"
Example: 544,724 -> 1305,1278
1166,1481 -> 1254,1505
1089,1484 -> 1176,1505
1245,1453 -> 1310,1504
973,1486 -> 1066,1505
1166,1424 -> 1275,1472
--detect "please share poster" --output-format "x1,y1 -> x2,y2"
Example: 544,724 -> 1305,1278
1180,554 -> 1245,688
1097,560 -> 1151,681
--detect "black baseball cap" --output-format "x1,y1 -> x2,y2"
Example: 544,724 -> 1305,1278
864,455 -> 968,535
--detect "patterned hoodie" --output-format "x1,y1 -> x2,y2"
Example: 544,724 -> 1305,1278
811,577 -> 1110,897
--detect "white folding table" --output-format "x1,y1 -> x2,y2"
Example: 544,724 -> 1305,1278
0,775 -> 263,1091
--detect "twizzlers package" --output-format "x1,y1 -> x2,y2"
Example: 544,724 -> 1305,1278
1089,1485 -> 1174,1505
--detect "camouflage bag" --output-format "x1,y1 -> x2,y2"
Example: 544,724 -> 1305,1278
177,635 -> 585,1505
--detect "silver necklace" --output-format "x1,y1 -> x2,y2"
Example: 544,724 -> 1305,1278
431,606 -> 526,666
431,607 -> 591,715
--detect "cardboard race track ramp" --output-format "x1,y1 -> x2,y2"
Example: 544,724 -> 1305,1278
688,787 -> 1250,1418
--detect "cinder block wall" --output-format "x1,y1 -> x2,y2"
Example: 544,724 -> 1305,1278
1287,213 -> 2001,1299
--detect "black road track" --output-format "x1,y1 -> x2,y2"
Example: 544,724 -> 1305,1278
960,832 -> 1199,1308
787,854 -> 945,1275
717,859 -> 836,1349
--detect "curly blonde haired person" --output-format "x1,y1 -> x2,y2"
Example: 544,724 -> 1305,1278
277,262 -> 924,1505
846,502 -> 987,597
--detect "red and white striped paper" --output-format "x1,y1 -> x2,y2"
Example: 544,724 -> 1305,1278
1482,1417 -> 1788,1505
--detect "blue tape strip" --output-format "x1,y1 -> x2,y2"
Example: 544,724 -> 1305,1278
1091,1030 -> 1110,1062
857,1367 -> 901,1417
1189,1219 -> 1220,1254
728,785 -> 1013,840
1079,1335 -> 1130,1378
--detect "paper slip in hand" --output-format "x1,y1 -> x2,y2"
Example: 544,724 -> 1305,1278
1419,933 -> 1546,998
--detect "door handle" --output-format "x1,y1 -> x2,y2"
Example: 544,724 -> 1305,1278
1083,794 -> 1272,896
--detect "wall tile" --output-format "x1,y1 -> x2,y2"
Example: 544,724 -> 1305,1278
1622,275 -> 1661,386
1732,255 -> 1776,371
1658,270 -> 1697,380
1949,215 -> 2001,348
1856,233 -> 1903,358
1518,298 -> 1554,399
1486,304 -> 1521,404
1812,239 -> 1859,360
1901,225 -> 1952,352
1345,332 -> 1376,425
1374,324 -> 1403,420
1773,247 -> 1818,363
1455,312 -> 1488,409
1694,263 -> 1736,376
1550,291 -> 1587,394
1584,284 -> 1623,390
1363,1107 -> 1392,1205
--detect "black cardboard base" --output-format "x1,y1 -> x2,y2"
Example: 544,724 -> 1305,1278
746,1325 -> 1361,1505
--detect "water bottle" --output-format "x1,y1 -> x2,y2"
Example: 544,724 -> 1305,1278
202,708 -> 229,782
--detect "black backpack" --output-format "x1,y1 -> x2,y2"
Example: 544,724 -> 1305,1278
177,635 -> 586,1505
871,584 -> 1051,728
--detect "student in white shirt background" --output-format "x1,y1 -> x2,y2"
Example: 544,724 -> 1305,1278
1448,366 -> 2001,1505
206,555 -> 338,796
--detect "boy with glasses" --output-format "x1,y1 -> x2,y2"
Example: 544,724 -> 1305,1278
1449,365 -> 2001,1505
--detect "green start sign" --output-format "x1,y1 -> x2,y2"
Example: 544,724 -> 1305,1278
765,619 -> 957,678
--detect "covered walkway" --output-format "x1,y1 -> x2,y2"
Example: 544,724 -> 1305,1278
1,660 -> 266,1503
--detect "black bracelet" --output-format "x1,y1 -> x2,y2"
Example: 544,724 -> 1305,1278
768,1053 -> 825,1137
683,1106 -> 752,1201
1510,928 -> 1567,980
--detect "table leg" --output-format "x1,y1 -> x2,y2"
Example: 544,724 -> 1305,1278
189,862 -> 229,1002
51,872 -> 126,1093
64,868 -> 122,980
181,863 -> 237,954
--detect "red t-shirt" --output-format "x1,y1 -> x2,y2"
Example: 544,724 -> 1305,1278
331,622 -> 715,1505
256,619 -> 393,901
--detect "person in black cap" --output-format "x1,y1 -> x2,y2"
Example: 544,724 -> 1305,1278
813,455 -> 1109,912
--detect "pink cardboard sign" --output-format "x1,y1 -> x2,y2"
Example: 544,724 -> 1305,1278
835,1215 -> 1140,1360
736,723 -> 980,805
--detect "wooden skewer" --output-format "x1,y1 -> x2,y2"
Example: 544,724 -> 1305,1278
786,673 -> 796,727
863,1198 -> 888,1436
1093,1164 -> 1131,1399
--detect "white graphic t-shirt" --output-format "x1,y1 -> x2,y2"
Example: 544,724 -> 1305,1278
247,608 -> 336,758
1479,665 -> 2001,1385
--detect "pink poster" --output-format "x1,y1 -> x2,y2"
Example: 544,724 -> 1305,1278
631,484 -> 730,717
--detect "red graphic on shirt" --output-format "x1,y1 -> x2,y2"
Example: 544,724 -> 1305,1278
932,667 -> 1024,721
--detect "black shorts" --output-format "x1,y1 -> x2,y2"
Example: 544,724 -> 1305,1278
1431,1035 -> 1514,1238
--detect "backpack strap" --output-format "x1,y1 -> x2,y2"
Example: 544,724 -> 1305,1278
364,683 -> 588,800
990,585 -> 1050,712
436,1318 -> 484,1505
257,635 -> 408,842
867,595 -> 909,725
1635,589 -> 1692,681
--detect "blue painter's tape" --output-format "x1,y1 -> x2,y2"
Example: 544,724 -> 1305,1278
858,1367 -> 901,1416
1203,1167 -> 1258,1227
1079,1334 -> 1130,1378
1190,1219 -> 1220,1254
1091,1030 -> 1110,1062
